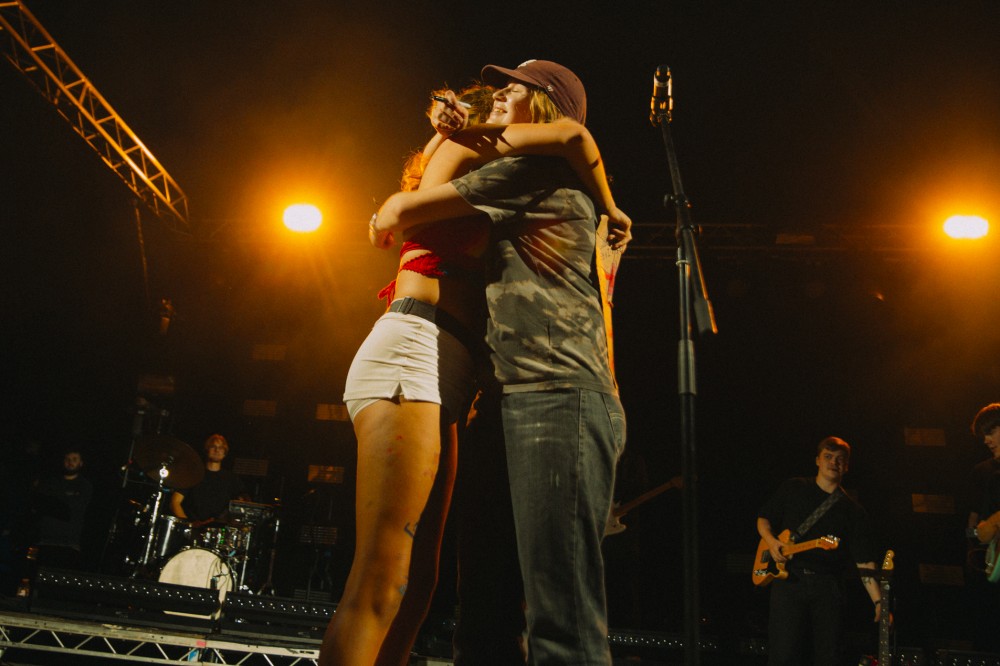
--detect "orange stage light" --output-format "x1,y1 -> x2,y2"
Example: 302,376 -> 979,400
943,215 -> 988,240
282,204 -> 323,233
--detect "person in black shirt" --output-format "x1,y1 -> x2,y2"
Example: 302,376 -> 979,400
756,436 -> 883,666
964,403 -> 1000,652
31,448 -> 93,569
170,434 -> 248,524
967,403 -> 1000,540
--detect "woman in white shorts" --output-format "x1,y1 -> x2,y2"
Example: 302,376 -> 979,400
322,80 -> 629,666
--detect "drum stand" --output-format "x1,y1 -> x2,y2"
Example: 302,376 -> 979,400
256,517 -> 280,596
236,529 -> 253,591
133,463 -> 169,577
99,401 -> 160,573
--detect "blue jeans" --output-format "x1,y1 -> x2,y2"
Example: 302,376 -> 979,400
454,388 -> 625,666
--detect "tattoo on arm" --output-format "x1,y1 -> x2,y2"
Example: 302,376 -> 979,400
404,522 -> 417,539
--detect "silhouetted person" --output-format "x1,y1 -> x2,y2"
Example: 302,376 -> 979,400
964,403 -> 1000,652
31,448 -> 93,569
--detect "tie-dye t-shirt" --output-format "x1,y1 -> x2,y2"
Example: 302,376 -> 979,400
451,155 -> 616,395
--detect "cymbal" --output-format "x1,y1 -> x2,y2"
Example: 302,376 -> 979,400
134,435 -> 204,489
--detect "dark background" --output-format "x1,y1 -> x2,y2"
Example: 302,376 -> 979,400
3,0 -> 1000,657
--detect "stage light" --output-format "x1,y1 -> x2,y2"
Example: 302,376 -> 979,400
219,591 -> 335,642
943,215 -> 988,239
30,568 -> 220,630
283,203 -> 322,232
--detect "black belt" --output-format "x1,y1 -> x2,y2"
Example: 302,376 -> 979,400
388,297 -> 479,353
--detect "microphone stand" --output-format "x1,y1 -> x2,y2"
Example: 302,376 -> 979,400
651,66 -> 718,666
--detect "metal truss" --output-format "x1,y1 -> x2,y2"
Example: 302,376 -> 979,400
0,0 -> 191,233
0,611 -> 318,665
627,222 -> 941,262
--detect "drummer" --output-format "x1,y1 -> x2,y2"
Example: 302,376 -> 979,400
170,434 -> 249,526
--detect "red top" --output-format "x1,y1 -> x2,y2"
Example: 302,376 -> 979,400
377,221 -> 487,305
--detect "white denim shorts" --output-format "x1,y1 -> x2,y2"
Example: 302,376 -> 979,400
343,311 -> 475,423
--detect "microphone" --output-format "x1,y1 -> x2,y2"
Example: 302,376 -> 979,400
650,65 -> 672,126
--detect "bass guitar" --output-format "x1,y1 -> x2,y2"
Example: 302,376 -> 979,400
604,475 -> 683,536
987,538 -> 1000,583
752,528 -> 840,586
975,509 -> 1000,583
877,550 -> 894,666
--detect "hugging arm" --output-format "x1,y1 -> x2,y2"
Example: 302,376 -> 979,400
370,184 -> 480,249
419,121 -> 631,248
372,119 -> 633,248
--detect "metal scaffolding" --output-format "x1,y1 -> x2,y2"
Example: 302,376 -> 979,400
626,222 -> 943,262
0,0 -> 191,233
0,610 -> 319,665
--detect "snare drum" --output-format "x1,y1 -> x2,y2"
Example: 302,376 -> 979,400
197,524 -> 250,556
155,515 -> 193,560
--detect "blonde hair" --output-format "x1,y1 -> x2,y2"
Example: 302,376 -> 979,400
528,88 -> 564,124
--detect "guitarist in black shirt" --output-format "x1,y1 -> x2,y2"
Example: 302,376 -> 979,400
965,402 -> 1000,653
756,436 -> 883,666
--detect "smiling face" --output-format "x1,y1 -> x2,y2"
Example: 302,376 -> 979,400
488,81 -> 534,124
985,424 -> 1000,460
815,447 -> 849,484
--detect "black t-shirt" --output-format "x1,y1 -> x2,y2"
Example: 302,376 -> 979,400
758,477 -> 877,575
34,475 -> 92,548
180,469 -> 246,521
972,457 -> 1000,518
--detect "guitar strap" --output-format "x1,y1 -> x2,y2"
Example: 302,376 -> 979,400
791,488 -> 843,542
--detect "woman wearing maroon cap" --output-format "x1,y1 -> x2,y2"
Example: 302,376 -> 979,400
480,58 -> 588,124
321,62 -> 629,666
424,60 -> 628,666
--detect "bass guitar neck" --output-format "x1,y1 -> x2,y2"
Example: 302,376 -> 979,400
877,550 -> 895,666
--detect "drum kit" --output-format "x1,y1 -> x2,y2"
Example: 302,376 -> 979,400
121,435 -> 278,598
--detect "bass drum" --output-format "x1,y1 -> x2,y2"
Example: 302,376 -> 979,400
159,548 -> 233,617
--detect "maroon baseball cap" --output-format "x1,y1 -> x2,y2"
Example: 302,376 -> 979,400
481,59 -> 587,124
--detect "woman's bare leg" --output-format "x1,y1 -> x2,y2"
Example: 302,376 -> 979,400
375,422 -> 458,666
319,398 -> 441,666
